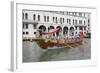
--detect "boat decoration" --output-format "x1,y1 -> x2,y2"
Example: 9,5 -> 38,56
31,28 -> 84,49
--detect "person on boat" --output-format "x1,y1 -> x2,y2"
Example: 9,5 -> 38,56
63,34 -> 66,42
64,35 -> 68,43
74,34 -> 80,42
75,34 -> 77,39
70,35 -> 75,42
68,35 -> 72,42
75,33 -> 80,38
57,35 -> 60,40
71,36 -> 75,42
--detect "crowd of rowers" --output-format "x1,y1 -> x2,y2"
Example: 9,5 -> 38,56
42,33 -> 82,43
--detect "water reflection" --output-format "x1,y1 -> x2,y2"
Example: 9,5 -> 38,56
23,39 -> 91,62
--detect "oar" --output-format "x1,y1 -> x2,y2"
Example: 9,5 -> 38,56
67,45 -> 73,48
82,40 -> 86,44
63,45 -> 69,48
75,43 -> 80,46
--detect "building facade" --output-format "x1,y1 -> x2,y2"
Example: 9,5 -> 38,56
22,9 -> 91,40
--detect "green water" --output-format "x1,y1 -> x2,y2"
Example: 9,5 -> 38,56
23,39 -> 91,62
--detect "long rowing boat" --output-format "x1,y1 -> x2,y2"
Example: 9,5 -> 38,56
31,32 -> 84,49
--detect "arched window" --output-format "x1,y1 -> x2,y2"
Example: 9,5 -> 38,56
56,17 -> 57,23
39,25 -> 46,32
47,16 -> 49,22
22,13 -> 24,19
75,19 -> 77,24
73,19 -> 74,25
44,16 -> 46,22
63,26 -> 68,35
26,24 -> 28,29
84,20 -> 86,25
63,18 -> 64,23
56,26 -> 62,37
84,27 -> 86,30
79,26 -> 83,30
75,26 -> 77,30
88,19 -> 90,24
33,14 -> 36,20
70,27 -> 74,36
22,24 -> 28,29
69,19 -> 71,24
38,15 -> 40,21
53,17 -> 54,22
25,13 -> 28,19
67,18 -> 68,23
79,20 -> 82,24
60,18 -> 62,24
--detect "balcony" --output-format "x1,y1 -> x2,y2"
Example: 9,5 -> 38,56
75,24 -> 86,27
23,20 -> 38,24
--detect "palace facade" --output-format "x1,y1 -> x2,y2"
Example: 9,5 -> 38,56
22,9 -> 91,40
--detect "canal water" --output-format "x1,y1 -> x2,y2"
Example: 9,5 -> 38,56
23,39 -> 91,62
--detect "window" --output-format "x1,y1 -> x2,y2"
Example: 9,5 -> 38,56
60,18 -> 62,24
22,13 -> 24,19
34,32 -> 36,34
79,20 -> 82,24
63,18 -> 64,23
67,18 -> 68,23
34,24 -> 37,29
56,17 -> 57,23
44,16 -> 46,22
26,32 -> 28,35
84,27 -> 86,30
73,19 -> 74,25
33,14 -> 36,20
47,16 -> 49,22
84,20 -> 86,25
53,17 -> 54,22
23,23 -> 25,29
25,13 -> 28,19
26,24 -> 28,29
75,19 -> 77,24
88,19 -> 90,24
23,32 -> 25,35
81,20 -> 82,24
75,27 -> 77,30
38,15 -> 40,21
69,19 -> 71,24
79,26 -> 83,30
23,23 -> 28,29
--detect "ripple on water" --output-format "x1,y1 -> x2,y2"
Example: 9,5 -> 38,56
23,39 -> 91,62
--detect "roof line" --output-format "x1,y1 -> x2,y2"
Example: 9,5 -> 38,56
17,3 -> 96,9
